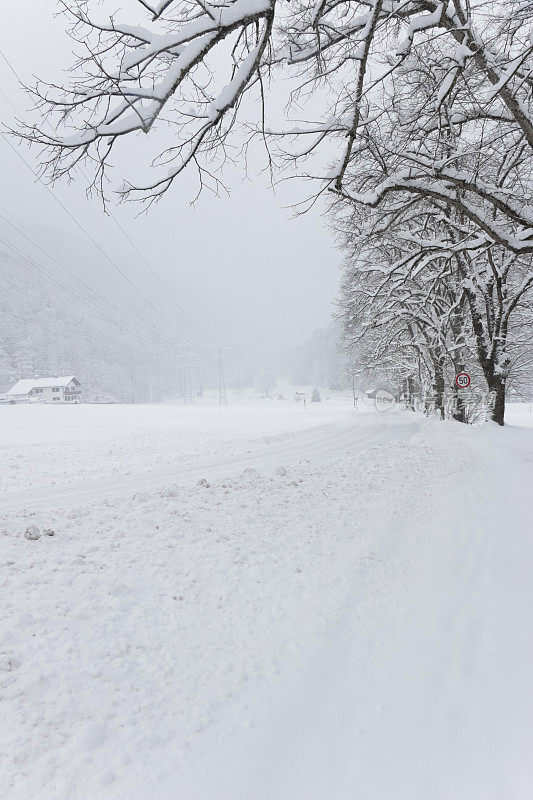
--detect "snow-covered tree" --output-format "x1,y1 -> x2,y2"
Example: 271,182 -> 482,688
16,1 -> 530,239
15,0 -> 533,422
337,196 -> 533,424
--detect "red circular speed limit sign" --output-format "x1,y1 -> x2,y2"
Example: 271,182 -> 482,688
455,372 -> 471,388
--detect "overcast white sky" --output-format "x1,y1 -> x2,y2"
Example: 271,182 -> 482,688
0,0 -> 340,363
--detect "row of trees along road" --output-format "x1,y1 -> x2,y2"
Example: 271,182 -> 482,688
15,0 -> 533,424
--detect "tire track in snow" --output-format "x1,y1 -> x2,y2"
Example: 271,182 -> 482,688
1,412 -> 420,514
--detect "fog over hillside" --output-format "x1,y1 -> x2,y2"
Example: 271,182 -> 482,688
0,1 -> 341,398
0,236 -> 346,399
0,244 -> 174,400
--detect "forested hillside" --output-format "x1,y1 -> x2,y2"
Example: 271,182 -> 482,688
287,324 -> 351,391
0,246 -> 180,401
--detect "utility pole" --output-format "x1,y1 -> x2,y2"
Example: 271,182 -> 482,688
218,347 -> 227,406
206,346 -> 232,405
180,344 -> 193,404
176,343 -> 198,404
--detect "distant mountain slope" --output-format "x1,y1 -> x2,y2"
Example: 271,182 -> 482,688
0,246 -> 179,400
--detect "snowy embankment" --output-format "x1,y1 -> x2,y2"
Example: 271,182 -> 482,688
1,401 -> 532,800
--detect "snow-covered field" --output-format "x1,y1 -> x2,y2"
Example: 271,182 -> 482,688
0,399 -> 353,495
1,399 -> 533,800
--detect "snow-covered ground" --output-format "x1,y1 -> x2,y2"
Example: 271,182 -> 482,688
0,398 -> 353,495
1,399 -> 532,800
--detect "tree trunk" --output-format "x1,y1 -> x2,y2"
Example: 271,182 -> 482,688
433,362 -> 445,420
488,376 -> 506,426
406,375 -> 416,411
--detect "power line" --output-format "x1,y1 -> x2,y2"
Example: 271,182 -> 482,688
0,234 -> 189,384
0,131 -> 187,342
0,84 -> 18,114
0,58 -> 169,341
0,50 -> 214,398
0,222 -> 191,360
0,47 -> 21,82
0,131 -> 185,348
108,213 -> 217,346
0,46 -> 232,399
0,45 -> 217,349
0,207 -> 136,328
0,233 -> 125,332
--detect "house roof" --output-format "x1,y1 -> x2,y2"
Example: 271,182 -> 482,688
7,376 -> 79,395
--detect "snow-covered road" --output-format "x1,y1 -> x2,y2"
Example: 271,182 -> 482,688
195,420 -> 533,800
1,407 -> 418,512
1,402 -> 532,800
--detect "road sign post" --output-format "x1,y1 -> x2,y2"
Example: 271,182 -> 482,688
454,372 -> 471,422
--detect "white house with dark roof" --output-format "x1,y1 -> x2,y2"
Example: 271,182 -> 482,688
7,376 -> 82,404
